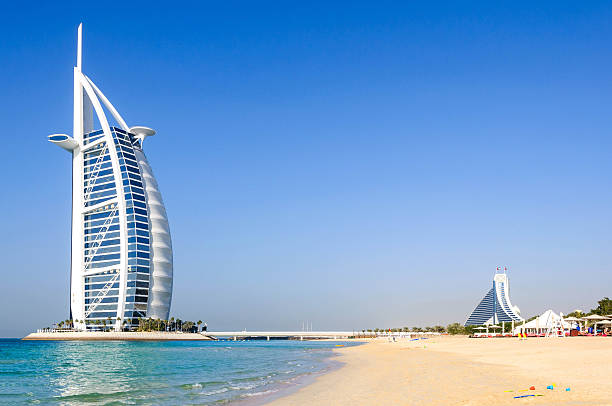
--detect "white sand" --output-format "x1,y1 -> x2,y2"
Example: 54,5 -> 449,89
267,336 -> 612,405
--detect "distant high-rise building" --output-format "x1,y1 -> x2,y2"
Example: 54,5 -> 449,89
49,24 -> 173,331
465,270 -> 523,326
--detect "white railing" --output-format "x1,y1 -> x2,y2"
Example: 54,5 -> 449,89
37,328 -> 79,333
84,272 -> 120,318
84,204 -> 118,269
83,142 -> 109,204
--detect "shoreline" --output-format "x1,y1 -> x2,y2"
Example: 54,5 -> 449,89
22,331 -> 214,341
265,336 -> 612,405
234,341 -> 363,406
234,350 -> 346,406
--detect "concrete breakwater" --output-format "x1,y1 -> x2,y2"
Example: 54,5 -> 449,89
22,331 -> 214,341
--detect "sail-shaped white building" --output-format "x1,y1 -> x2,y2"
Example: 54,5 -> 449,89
49,24 -> 173,331
465,270 -> 524,326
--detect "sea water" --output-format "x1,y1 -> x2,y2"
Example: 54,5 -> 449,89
0,339 -> 355,405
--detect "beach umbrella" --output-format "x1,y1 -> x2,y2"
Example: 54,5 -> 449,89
564,317 -> 580,330
583,315 -> 606,327
473,326 -> 487,337
577,318 -> 589,331
583,314 -> 607,320
598,320 -> 612,334
487,325 -> 501,336
584,314 -> 607,333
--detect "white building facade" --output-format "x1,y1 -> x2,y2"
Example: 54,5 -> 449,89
465,270 -> 523,326
49,25 -> 173,331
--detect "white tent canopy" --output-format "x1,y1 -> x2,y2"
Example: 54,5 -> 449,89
513,310 -> 571,335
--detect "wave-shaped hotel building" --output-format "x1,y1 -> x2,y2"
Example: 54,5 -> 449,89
465,269 -> 524,326
49,25 -> 173,331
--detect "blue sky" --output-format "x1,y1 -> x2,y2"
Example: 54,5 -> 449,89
1,2 -> 612,336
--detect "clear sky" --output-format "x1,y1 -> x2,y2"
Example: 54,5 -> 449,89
1,1 -> 611,337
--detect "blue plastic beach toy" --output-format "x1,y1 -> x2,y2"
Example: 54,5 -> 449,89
546,385 -> 553,390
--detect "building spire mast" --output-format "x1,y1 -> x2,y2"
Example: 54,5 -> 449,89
77,23 -> 82,70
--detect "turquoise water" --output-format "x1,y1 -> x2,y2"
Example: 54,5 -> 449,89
0,339 -> 354,405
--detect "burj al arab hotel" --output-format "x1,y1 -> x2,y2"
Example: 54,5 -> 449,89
48,25 -> 173,331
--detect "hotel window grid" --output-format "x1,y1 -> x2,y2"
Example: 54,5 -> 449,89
81,128 -> 152,326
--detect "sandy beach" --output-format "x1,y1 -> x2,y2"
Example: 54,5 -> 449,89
268,336 -> 612,405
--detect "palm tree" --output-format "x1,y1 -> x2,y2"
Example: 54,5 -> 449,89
197,320 -> 202,332
170,317 -> 175,332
